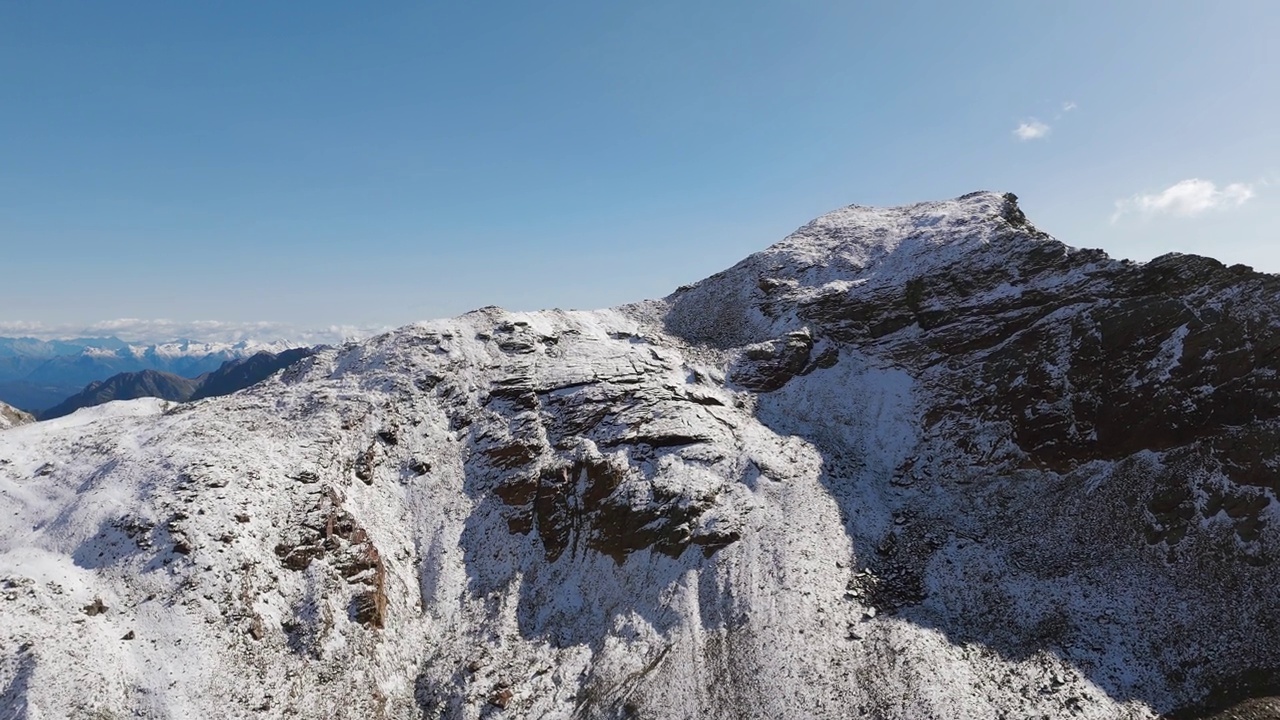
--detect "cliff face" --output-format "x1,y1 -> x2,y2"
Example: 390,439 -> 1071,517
1,192 -> 1277,719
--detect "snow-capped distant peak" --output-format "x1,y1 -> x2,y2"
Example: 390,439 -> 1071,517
134,339 -> 295,359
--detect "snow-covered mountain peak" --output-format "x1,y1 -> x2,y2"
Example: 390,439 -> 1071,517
766,190 -> 1026,273
4,195 -> 1280,719
662,191 -> 1085,348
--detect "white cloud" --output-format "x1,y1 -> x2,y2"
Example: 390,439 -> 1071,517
1112,178 -> 1256,222
0,319 -> 391,346
1014,101 -> 1076,138
1013,120 -> 1051,141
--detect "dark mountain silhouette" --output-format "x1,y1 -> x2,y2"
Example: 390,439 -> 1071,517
37,348 -> 317,420
0,337 -> 293,413
40,370 -> 201,420
189,348 -> 317,401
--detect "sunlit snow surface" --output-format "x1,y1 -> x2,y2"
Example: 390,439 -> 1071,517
2,192 -> 1272,719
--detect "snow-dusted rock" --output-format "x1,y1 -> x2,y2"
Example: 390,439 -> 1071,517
2,192 -> 1278,719
0,401 -> 33,430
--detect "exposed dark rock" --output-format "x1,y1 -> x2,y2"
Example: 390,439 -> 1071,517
1164,668 -> 1280,719
1000,192 -> 1029,227
274,486 -> 387,629
729,330 -> 815,392
0,401 -> 34,429
82,598 -> 108,616
248,616 -> 266,641
489,687 -> 513,709
354,443 -> 377,484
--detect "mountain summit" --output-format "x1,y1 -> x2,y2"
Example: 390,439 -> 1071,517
2,192 -> 1277,719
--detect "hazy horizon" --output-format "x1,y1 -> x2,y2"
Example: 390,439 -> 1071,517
4,1 -> 1277,335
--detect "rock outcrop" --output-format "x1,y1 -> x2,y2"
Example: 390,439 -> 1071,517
0,401 -> 33,430
1,192 -> 1278,719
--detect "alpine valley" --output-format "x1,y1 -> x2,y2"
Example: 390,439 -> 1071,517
2,192 -> 1277,719
0,338 -> 297,414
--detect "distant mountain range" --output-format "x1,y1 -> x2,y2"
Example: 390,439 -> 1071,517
0,337 -> 295,412
39,348 -> 316,420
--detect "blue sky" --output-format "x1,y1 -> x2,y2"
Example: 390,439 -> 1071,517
2,1 -> 1276,341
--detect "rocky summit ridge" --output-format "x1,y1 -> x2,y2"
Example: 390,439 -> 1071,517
1,191 -> 1279,719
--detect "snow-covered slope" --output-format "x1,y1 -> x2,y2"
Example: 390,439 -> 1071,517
2,192 -> 1278,719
